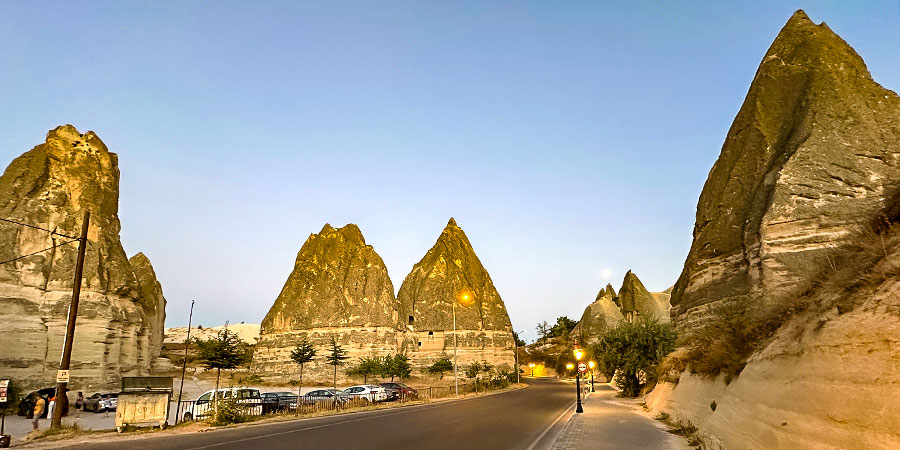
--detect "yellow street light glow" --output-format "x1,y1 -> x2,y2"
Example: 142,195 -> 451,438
566,363 -> 574,370
528,363 -> 535,367
574,348 -> 583,360
588,361 -> 595,369
458,291 -> 474,306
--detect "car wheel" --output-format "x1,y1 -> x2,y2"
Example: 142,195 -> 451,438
183,412 -> 193,421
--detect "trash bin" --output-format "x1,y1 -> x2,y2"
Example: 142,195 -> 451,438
115,377 -> 173,432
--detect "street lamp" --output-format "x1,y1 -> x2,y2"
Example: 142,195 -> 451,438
453,291 -> 474,396
528,363 -> 535,377
574,348 -> 584,414
588,361 -> 596,392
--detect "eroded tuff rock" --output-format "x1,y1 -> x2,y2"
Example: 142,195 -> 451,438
252,224 -> 400,381
570,274 -> 671,344
654,11 -> 900,449
396,218 -> 515,370
570,284 -> 623,344
130,253 -> 167,361
0,125 -> 165,390
618,271 -> 670,321
671,10 -> 900,322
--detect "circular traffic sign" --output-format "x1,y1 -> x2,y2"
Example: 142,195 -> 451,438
577,362 -> 587,373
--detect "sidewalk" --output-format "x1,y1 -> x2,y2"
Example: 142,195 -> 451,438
551,384 -> 690,450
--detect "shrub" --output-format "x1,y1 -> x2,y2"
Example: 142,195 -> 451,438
592,317 -> 676,397
212,397 -> 251,425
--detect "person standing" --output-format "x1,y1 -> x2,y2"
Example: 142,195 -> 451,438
75,392 -> 85,418
47,395 -> 56,420
32,394 -> 45,431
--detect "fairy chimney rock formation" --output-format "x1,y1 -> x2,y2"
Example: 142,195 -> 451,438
670,10 -> 900,326
252,223 -> 400,381
396,218 -> 515,370
618,271 -> 670,321
570,284 -> 624,344
129,252 -> 168,362
649,12 -> 900,449
0,125 -> 165,390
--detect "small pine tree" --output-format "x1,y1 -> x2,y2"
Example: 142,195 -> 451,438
196,328 -> 251,417
346,356 -> 382,383
290,339 -> 317,412
325,337 -> 349,400
427,356 -> 454,379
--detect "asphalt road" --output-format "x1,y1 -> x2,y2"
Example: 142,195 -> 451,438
69,378 -> 575,450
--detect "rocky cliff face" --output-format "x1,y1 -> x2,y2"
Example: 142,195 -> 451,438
653,11 -> 900,449
671,10 -> 900,323
252,224 -> 400,381
396,218 -> 515,370
0,125 -> 165,390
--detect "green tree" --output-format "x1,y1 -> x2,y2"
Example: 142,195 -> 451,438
592,317 -> 676,397
347,356 -> 383,383
536,321 -> 550,340
390,354 -> 412,381
548,316 -> 578,338
290,339 -> 317,412
325,337 -> 350,400
464,361 -> 483,378
196,328 -> 251,417
427,356 -> 454,379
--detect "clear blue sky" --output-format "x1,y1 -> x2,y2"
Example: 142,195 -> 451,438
2,1 -> 898,342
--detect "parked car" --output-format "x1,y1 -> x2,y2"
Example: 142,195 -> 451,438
17,388 -> 69,418
301,389 -> 350,405
343,385 -> 391,403
84,392 -> 118,413
261,391 -> 298,412
379,382 -> 418,400
182,388 -> 262,421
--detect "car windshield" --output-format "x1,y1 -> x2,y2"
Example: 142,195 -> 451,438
198,393 -> 211,402
238,390 -> 260,399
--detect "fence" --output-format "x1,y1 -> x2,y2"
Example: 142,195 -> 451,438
174,379 -> 513,424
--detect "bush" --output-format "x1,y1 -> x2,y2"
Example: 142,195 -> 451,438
592,317 -> 676,397
426,356 -> 454,379
212,397 -> 251,425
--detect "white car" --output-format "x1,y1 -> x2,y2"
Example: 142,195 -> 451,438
182,388 -> 262,421
342,385 -> 391,402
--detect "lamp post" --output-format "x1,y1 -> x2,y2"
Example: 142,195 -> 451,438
528,363 -> 535,377
452,291 -> 474,396
588,361 -> 596,392
574,348 -> 584,414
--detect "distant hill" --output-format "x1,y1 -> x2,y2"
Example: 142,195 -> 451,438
165,323 -> 260,345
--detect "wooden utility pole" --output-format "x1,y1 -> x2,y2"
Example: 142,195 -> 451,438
174,300 -> 195,425
51,210 -> 90,428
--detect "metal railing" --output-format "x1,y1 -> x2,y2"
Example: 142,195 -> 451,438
174,380 -> 513,423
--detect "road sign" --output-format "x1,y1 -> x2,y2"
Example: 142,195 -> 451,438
0,379 -> 8,403
56,370 -> 70,383
577,362 -> 587,373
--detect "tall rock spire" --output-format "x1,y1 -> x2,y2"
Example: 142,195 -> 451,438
671,10 -> 900,316
0,125 -> 164,390
252,223 -> 400,381
396,218 -> 515,369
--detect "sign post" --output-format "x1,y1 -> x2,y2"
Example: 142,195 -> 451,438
1,379 -> 9,447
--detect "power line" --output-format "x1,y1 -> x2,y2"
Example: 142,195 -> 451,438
0,238 -> 80,265
0,217 -> 81,240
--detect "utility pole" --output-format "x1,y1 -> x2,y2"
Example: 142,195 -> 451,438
174,300 -> 195,425
452,301 -> 459,396
51,210 -> 90,428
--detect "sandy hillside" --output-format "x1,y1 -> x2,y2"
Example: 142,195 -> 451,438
165,323 -> 260,345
